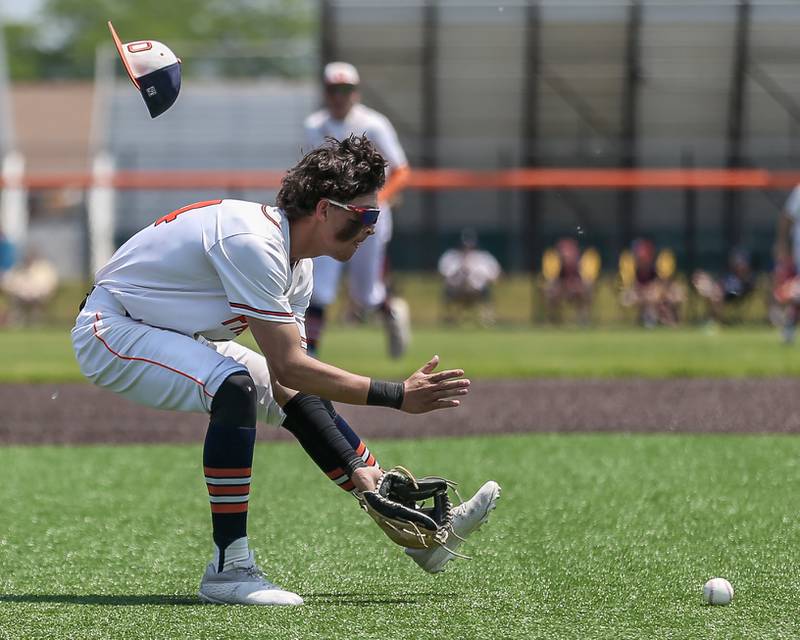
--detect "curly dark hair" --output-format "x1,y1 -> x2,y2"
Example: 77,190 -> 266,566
277,134 -> 387,220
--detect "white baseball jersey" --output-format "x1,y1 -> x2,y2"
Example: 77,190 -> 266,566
95,199 -> 313,342
72,199 -> 311,423
784,185 -> 800,265
304,103 -> 408,175
305,103 -> 408,307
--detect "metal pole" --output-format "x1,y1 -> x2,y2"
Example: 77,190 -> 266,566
319,0 -> 336,69
724,0 -> 750,254
421,0 -> 439,268
521,0 -> 541,321
619,0 -> 642,253
682,148 -> 697,321
0,17 -> 14,155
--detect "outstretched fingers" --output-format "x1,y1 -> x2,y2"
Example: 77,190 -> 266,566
428,368 -> 466,383
431,398 -> 461,410
419,355 -> 441,375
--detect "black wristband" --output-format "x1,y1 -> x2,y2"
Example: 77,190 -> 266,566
367,379 -> 405,409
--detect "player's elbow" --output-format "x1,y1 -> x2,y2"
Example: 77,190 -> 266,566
269,353 -> 307,390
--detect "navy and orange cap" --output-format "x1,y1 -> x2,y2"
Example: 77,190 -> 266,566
108,21 -> 181,118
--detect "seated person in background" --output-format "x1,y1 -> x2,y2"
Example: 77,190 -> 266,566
438,228 -> 502,326
1,249 -> 59,325
540,237 -> 600,324
619,238 -> 686,327
692,246 -> 754,324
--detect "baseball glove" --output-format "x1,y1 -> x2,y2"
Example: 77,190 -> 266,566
358,466 -> 466,553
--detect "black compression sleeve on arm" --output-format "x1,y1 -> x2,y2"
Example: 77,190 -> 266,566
281,393 -> 365,474
366,380 -> 404,409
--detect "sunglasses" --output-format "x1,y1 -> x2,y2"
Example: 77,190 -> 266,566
325,84 -> 356,96
326,199 -> 380,226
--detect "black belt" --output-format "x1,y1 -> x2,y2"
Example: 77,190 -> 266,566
78,286 -> 96,312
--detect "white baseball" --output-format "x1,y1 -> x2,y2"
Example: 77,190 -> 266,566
703,577 -> 734,605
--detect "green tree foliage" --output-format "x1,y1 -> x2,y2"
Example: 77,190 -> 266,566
5,0 -> 315,80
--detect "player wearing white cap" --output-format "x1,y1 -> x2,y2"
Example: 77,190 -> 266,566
72,135 -> 498,607
304,61 -> 412,359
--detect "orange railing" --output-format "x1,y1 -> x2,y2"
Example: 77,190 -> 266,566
6,168 -> 800,190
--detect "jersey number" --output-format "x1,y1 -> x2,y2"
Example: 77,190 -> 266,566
154,199 -> 222,226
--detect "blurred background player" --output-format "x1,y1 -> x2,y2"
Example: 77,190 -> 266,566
303,62 -> 412,358
773,185 -> 800,343
437,228 -> 502,326
691,246 -> 754,326
540,237 -> 600,325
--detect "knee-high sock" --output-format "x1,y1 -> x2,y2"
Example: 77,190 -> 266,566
204,373 -> 257,570
282,396 -> 380,493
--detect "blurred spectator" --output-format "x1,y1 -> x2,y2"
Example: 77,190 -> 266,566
619,238 -> 686,327
540,237 -> 600,325
1,249 -> 59,325
691,247 -> 755,325
773,185 -> 800,343
438,228 -> 501,326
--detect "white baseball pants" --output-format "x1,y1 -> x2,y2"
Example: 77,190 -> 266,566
71,286 -> 285,425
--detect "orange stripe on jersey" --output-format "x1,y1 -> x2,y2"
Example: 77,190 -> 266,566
229,302 -> 294,318
340,480 -> 356,492
211,503 -> 249,514
261,204 -> 282,230
326,467 -> 345,480
154,199 -> 222,226
355,442 -> 366,456
207,484 -> 250,496
366,454 -> 376,467
204,466 -> 252,477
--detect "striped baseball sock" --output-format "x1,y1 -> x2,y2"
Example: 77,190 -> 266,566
204,373 -> 257,571
323,413 -> 380,493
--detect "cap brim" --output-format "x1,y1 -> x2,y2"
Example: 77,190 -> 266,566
108,21 -> 140,90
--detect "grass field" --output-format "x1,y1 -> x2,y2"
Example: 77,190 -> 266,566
3,278 -> 799,638
2,433 -> 800,639
1,324 -> 798,382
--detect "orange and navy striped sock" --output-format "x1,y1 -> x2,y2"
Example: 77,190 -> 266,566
281,395 -> 381,493
325,414 -> 379,492
204,373 -> 257,570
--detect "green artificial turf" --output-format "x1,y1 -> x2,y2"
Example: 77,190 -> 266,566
1,325 -> 799,383
1,434 -> 799,639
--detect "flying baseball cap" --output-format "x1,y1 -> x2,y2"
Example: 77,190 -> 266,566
323,62 -> 360,86
108,21 -> 181,118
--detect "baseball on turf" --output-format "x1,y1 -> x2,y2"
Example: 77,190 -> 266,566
703,577 -> 734,605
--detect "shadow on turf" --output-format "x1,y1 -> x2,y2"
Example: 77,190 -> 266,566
303,592 -> 459,606
0,594 -> 199,606
0,593 -> 460,607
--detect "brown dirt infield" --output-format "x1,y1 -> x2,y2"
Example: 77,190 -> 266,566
1,378 -> 798,445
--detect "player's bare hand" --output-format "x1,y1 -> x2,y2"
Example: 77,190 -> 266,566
401,355 -> 470,414
351,465 -> 383,492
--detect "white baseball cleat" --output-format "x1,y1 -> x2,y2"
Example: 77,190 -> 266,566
405,480 -> 501,574
198,552 -> 303,606
385,296 -> 411,359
